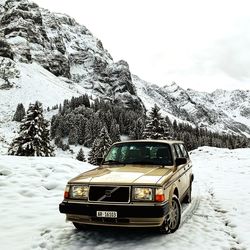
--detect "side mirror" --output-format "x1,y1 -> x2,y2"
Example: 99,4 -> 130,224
96,157 -> 103,165
175,157 -> 187,167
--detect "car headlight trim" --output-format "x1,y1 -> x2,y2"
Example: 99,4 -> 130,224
70,185 -> 89,199
133,187 -> 153,201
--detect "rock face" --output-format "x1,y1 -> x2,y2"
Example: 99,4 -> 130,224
0,0 -> 143,110
133,75 -> 250,137
0,57 -> 20,89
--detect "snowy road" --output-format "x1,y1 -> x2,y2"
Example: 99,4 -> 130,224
0,147 -> 250,250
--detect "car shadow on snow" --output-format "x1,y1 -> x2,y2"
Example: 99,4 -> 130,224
75,225 -> 160,240
56,225 -> 165,249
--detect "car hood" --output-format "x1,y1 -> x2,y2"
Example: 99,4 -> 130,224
69,165 -> 174,185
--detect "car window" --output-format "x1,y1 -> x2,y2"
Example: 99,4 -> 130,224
174,144 -> 183,158
179,144 -> 189,158
104,142 -> 173,166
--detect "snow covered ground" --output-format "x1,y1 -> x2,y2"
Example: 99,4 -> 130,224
0,147 -> 249,250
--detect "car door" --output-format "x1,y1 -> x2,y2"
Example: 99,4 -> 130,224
179,143 -> 192,187
173,144 -> 188,199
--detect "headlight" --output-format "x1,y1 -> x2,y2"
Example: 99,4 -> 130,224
70,185 -> 89,199
133,187 -> 153,201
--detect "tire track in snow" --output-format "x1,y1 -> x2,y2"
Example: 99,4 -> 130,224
180,185 -> 201,228
207,187 -> 247,250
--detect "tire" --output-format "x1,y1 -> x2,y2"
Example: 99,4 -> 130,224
159,195 -> 181,234
73,222 -> 86,230
183,183 -> 192,204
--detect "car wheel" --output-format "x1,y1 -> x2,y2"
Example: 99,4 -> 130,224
159,195 -> 181,234
73,222 -> 86,230
183,183 -> 192,204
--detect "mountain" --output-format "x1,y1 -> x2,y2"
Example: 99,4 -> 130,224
133,75 -> 250,137
0,0 -> 143,120
0,0 -> 249,154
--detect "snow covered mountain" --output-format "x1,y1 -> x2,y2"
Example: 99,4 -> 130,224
0,0 -> 250,143
0,0 -> 143,121
133,75 -> 250,137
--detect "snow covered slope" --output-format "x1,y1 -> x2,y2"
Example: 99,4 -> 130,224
0,62 -> 83,122
0,147 -> 250,249
133,75 -> 250,136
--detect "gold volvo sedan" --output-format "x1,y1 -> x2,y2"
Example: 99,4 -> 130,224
59,140 -> 194,233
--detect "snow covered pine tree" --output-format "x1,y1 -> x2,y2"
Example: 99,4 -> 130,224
88,126 -> 112,165
143,104 -> 171,140
129,117 -> 145,140
8,101 -> 54,156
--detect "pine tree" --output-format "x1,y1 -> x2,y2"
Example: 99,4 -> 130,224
8,101 -> 54,156
130,117 -> 145,140
143,104 -> 171,140
110,120 -> 121,143
78,118 -> 87,145
13,103 -> 26,122
84,119 -> 93,147
165,115 -> 172,127
88,126 -> 112,165
68,126 -> 78,145
76,148 -> 85,161
84,115 -> 102,147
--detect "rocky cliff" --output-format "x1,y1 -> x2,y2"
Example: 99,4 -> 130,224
0,0 -> 143,111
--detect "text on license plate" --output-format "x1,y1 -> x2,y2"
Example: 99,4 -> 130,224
96,211 -> 117,218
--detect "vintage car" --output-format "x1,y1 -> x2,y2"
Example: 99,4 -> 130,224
59,140 -> 193,233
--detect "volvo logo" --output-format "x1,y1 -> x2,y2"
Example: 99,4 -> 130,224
105,190 -> 112,197
97,187 -> 120,201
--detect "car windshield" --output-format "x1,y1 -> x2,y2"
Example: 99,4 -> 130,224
103,142 -> 173,166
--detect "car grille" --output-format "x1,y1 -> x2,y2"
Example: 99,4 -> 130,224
88,186 -> 130,203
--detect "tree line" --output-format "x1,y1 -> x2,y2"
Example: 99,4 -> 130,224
9,95 -> 249,163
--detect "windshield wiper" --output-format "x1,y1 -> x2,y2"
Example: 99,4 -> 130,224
124,161 -> 170,166
124,161 -> 155,165
102,160 -> 124,165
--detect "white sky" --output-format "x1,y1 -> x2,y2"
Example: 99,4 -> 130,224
33,0 -> 250,92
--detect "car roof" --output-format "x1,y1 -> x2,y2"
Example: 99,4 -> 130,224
113,139 -> 184,145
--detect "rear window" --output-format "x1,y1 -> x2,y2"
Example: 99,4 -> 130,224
179,144 -> 189,158
174,144 -> 183,158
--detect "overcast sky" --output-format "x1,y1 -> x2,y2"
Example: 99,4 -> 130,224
33,0 -> 250,92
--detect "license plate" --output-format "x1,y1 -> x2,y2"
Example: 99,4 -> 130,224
96,211 -> 117,218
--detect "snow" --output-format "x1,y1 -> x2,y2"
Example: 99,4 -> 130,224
0,62 -> 80,123
0,156 -> 93,250
0,147 -> 250,249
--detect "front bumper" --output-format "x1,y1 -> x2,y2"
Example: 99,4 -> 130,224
59,201 -> 169,227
